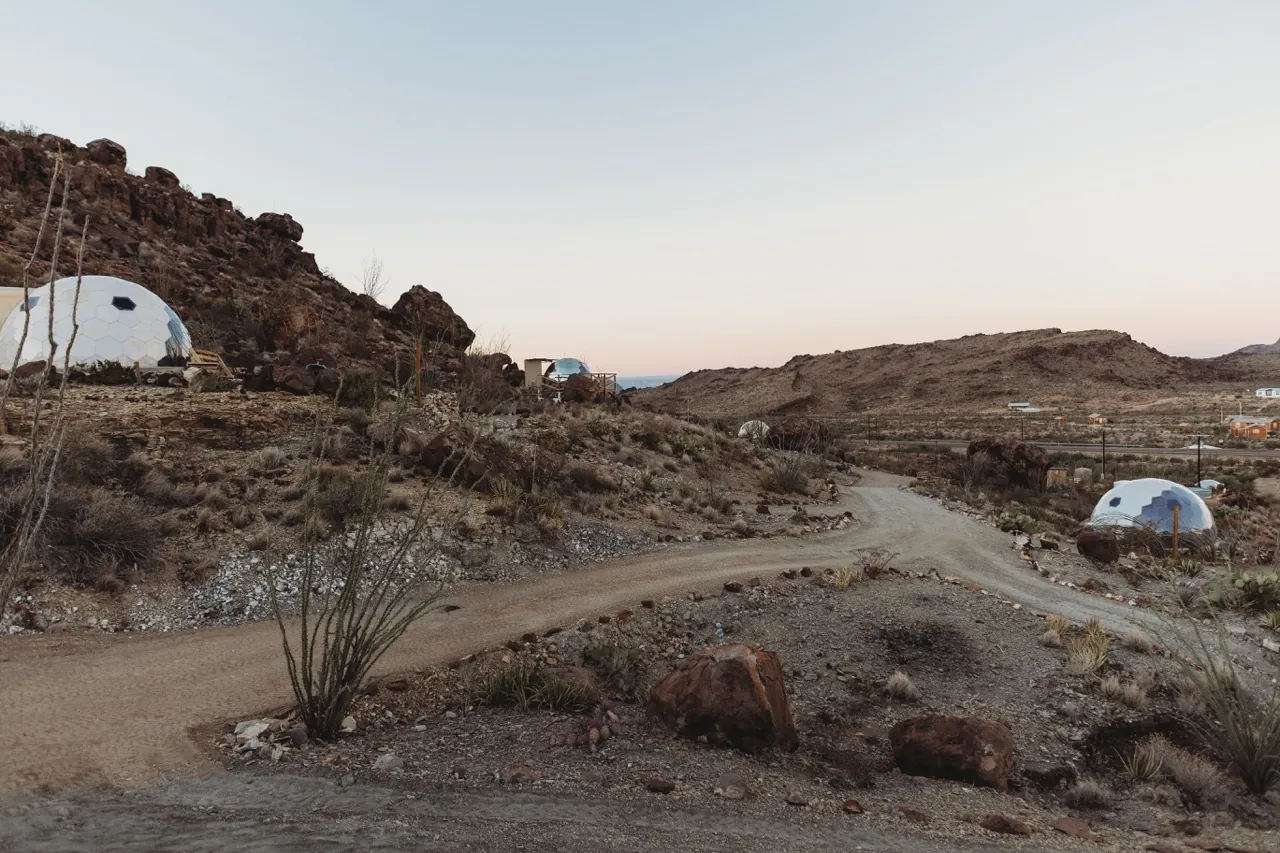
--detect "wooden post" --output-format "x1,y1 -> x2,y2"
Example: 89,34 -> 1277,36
1172,503 -> 1181,567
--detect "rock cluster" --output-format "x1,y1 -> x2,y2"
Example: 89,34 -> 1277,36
0,129 -> 473,376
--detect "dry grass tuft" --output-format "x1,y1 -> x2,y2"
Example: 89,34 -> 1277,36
1047,613 -> 1071,635
1063,779 -> 1111,809
1260,610 -> 1280,632
1122,735 -> 1226,805
1122,735 -> 1170,783
251,446 -> 288,473
886,671 -> 921,703
1065,629 -> 1109,675
826,565 -> 864,590
1040,629 -> 1064,648
855,548 -> 898,579
1122,629 -> 1156,655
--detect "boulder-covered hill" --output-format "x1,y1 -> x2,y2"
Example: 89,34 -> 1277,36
634,328 -> 1279,416
0,129 -> 473,374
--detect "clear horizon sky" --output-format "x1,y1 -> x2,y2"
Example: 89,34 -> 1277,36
5,1 -> 1279,374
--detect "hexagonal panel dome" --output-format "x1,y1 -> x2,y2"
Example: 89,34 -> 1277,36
0,276 -> 193,370
1086,478 -> 1216,541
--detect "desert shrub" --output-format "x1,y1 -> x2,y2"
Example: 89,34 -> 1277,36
37,488 -> 160,583
1040,629 -> 1064,648
230,506 -> 254,529
825,565 -> 864,590
886,671 -> 921,702
1123,735 -> 1225,805
1161,624 -> 1280,795
1123,735 -> 1169,783
483,661 -> 599,712
487,479 -> 525,518
1208,567 -> 1280,612
566,464 -> 615,493
384,489 -> 413,512
1047,613 -> 1071,634
639,470 -> 658,492
582,640 -> 644,699
246,530 -> 274,552
1101,675 -> 1148,709
195,507 -> 219,534
335,371 -> 379,412
759,453 -> 809,495
1261,611 -> 1280,632
1122,629 -> 1156,654
1065,626 -> 1109,675
855,548 -> 898,579
252,446 -> 288,473
1063,779 -> 1111,809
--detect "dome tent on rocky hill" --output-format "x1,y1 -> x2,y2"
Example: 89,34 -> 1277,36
0,275 -> 193,370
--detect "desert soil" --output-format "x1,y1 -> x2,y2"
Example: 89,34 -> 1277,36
1,471 -> 1268,851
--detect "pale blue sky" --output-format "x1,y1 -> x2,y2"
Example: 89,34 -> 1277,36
5,1 -> 1279,373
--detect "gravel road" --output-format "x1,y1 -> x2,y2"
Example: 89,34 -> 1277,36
0,474 -> 1163,800
0,773 -> 1101,853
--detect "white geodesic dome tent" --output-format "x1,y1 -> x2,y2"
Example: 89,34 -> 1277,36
1086,478 -> 1216,542
738,420 -> 771,441
0,276 -> 193,370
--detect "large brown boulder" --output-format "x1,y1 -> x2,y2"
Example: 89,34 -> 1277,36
144,166 -> 180,188
648,643 -> 798,754
1076,529 -> 1120,564
390,285 -> 475,351
254,212 -> 304,242
85,138 -> 127,168
889,715 -> 1014,792
966,438 -> 1051,491
562,373 -> 603,403
274,365 -> 315,395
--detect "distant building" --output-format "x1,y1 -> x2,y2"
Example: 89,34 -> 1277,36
1087,413 -> 1108,425
1258,388 -> 1280,398
1053,416 -> 1067,426
1007,401 -> 1031,410
1229,416 -> 1279,439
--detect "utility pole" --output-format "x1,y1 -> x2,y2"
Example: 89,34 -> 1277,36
1192,434 -> 1207,485
1101,428 -> 1107,481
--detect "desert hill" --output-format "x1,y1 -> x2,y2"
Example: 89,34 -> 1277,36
635,328 -> 1280,416
0,129 -> 473,375
1236,336 -> 1280,355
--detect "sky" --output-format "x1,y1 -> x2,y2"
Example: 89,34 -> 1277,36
4,1 -> 1279,374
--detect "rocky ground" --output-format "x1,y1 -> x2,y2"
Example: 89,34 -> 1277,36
212,568 -> 1278,853
3,386 -> 852,636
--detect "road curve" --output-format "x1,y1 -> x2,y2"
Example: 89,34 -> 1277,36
0,477 -> 1157,799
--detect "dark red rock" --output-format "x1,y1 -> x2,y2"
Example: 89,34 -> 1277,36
648,643 -> 798,753
1076,529 -> 1121,564
144,166 -> 180,188
1052,816 -> 1095,840
645,777 -> 675,794
85,138 -> 127,167
274,365 -> 315,395
254,212 -> 304,242
889,715 -> 1014,792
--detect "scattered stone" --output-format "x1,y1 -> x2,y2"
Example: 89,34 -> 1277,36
1144,845 -> 1185,853
894,806 -> 930,824
723,581 -> 744,593
649,643 -> 799,753
843,800 -> 864,814
373,753 -> 404,771
785,792 -> 810,807
1023,762 -> 1077,790
500,763 -> 539,784
286,726 -> 308,748
781,569 -> 798,580
756,504 -> 770,515
384,678 -> 409,692
340,716 -> 357,734
747,576 -> 761,587
713,774 -> 748,800
641,600 -> 656,609
1076,529 -> 1120,564
1053,816 -> 1096,840
450,763 -> 467,779
889,715 -> 1014,792
980,814 -> 1031,836
645,777 -> 676,794
799,567 -> 813,578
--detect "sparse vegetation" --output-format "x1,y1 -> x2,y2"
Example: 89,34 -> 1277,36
886,670 -> 921,702
1063,779 -> 1112,809
1121,629 -> 1156,654
1064,624 -> 1109,675
1100,675 -> 1147,709
582,639 -> 644,699
1040,629 -> 1064,648
1122,735 -> 1225,806
483,661 -> 600,712
854,548 -> 898,579
759,453 -> 809,495
825,565 -> 864,590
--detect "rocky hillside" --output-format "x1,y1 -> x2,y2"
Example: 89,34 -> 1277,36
1236,336 -> 1280,355
636,328 -> 1278,416
0,129 -> 473,374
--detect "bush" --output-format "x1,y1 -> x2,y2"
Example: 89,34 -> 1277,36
759,453 -> 809,494
855,548 -> 898,579
335,371 -> 379,412
37,488 -> 160,584
483,661 -> 599,712
886,671 -> 921,702
1063,779 -> 1111,809
1161,624 -> 1280,795
582,639 -> 644,699
566,464 -> 616,494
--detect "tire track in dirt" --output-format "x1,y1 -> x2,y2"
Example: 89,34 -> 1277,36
0,478 -> 1159,799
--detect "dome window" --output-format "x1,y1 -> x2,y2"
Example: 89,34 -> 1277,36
111,296 -> 137,311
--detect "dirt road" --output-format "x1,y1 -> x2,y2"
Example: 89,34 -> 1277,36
0,773 -> 1105,853
1,474 -> 1155,798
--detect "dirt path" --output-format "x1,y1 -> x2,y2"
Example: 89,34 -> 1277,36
0,476 -> 1158,799
0,773 -> 1100,853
